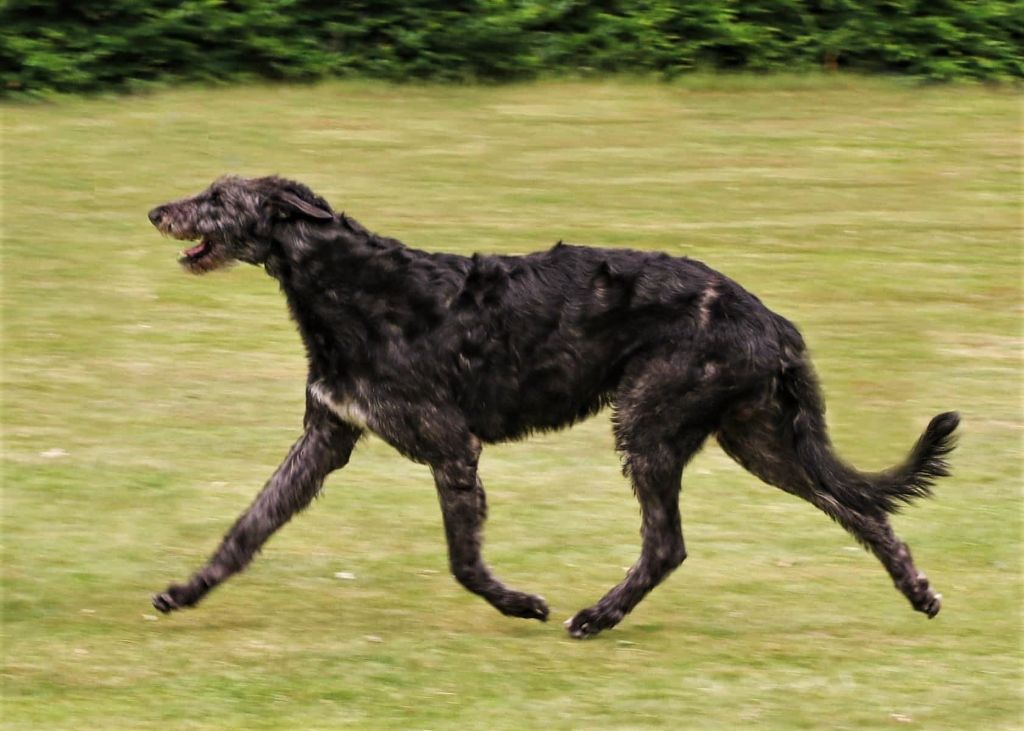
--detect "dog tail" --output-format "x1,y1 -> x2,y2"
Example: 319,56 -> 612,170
777,348 -> 959,516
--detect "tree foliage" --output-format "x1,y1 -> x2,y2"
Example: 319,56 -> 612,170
2,0 -> 1020,94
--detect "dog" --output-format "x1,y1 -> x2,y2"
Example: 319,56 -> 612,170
148,175 -> 958,638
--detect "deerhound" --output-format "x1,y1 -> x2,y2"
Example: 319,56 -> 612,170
148,175 -> 958,638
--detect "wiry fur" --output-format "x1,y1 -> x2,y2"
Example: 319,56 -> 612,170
148,175 -> 959,637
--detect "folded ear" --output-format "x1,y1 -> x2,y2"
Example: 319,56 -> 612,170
276,191 -> 334,221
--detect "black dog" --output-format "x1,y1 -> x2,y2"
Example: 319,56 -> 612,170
148,175 -> 958,638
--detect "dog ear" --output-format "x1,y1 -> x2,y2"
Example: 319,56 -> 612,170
275,191 -> 334,221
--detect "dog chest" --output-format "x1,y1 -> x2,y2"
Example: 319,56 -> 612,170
308,380 -> 370,429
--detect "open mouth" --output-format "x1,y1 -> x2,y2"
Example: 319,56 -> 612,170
179,238 -> 213,264
150,208 -> 227,274
173,235 -> 227,274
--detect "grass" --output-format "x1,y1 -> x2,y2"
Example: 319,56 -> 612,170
2,77 -> 1021,730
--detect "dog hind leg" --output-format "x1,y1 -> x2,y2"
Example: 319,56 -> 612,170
716,401 -> 943,618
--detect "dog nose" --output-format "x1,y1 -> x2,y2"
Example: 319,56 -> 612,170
148,207 -> 163,225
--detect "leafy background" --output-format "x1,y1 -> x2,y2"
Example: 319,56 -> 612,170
2,0 -> 1022,95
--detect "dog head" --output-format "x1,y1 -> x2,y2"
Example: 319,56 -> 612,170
148,175 -> 334,274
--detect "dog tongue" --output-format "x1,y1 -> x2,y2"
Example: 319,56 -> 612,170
184,241 -> 206,257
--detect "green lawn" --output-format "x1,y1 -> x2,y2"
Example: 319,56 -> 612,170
2,78 -> 1020,730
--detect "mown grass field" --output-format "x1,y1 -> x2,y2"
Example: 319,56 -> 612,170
2,78 -> 1021,730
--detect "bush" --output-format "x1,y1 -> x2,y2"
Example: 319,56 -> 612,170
2,0 -> 1021,95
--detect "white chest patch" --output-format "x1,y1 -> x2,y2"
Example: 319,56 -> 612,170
308,381 -> 370,429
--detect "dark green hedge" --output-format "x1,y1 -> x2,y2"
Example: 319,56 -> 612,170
2,0 -> 1021,94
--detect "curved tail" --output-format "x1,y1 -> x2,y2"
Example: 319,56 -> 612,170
778,357 -> 959,516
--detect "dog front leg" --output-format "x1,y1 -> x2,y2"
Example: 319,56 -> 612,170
152,419 -> 360,613
431,448 -> 549,622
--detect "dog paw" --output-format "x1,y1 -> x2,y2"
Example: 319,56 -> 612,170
564,606 -> 623,639
152,591 -> 179,614
522,594 -> 550,622
908,572 -> 941,619
500,592 -> 549,622
921,592 -> 942,619
565,609 -> 599,639
151,583 -> 193,614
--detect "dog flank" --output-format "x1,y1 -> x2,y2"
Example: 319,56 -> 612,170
148,175 -> 959,637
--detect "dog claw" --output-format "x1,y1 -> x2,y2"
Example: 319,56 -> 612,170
565,611 -> 598,639
151,592 -> 179,614
567,622 -> 593,639
522,594 -> 550,622
566,605 -> 626,638
532,596 -> 550,622
498,591 -> 549,621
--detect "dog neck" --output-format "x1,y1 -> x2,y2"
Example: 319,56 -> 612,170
264,218 -> 463,377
